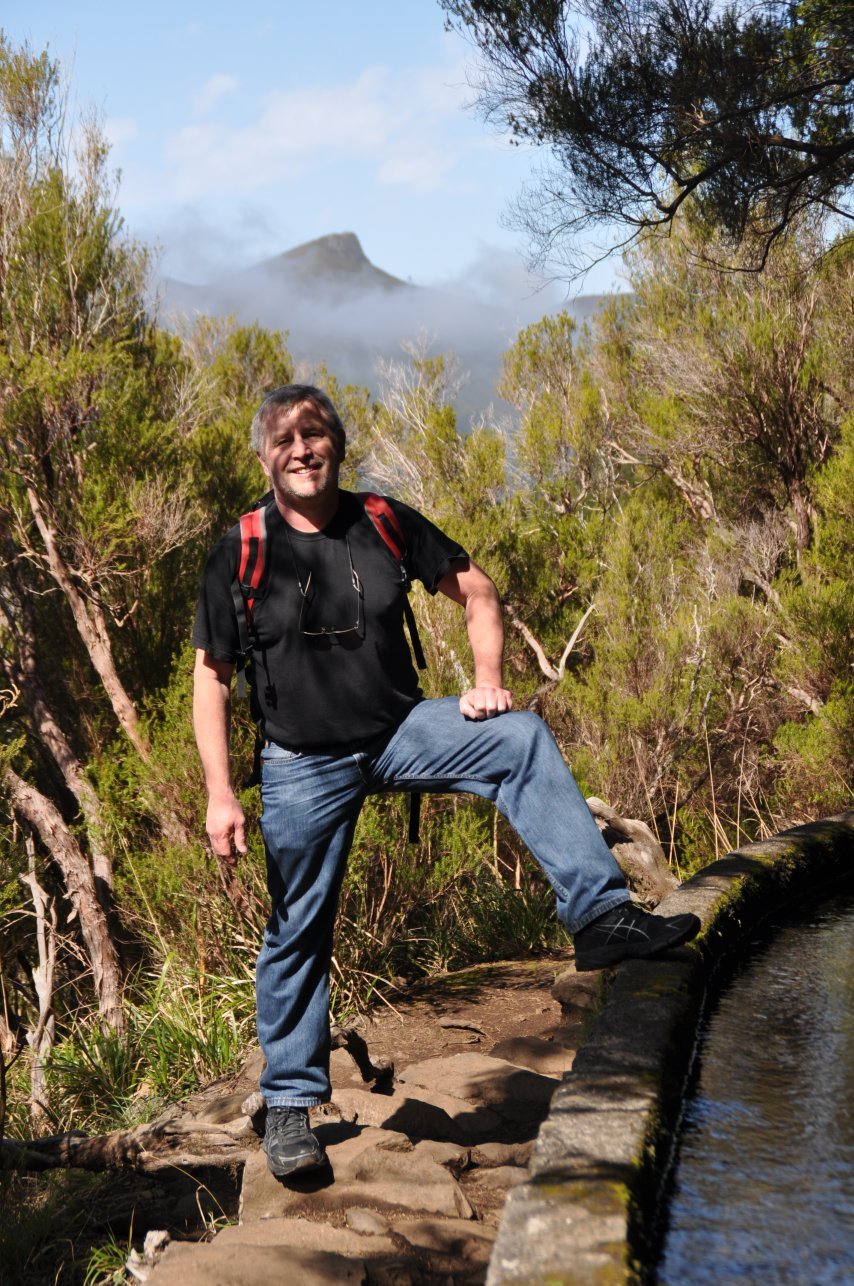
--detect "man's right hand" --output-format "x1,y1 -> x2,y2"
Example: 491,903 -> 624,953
206,793 -> 248,868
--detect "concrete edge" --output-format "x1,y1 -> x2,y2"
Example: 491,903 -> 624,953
486,811 -> 854,1286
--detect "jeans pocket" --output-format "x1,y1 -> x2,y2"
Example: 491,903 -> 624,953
261,743 -> 303,762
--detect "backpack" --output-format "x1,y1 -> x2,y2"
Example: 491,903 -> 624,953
231,491 -> 425,838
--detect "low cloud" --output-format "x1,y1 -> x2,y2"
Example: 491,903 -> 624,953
146,204 -> 283,284
154,233 -> 609,420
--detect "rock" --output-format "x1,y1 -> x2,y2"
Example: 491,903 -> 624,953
325,1126 -> 413,1173
331,1085 -> 501,1143
397,1053 -> 556,1125
466,1164 -> 528,1189
586,796 -> 679,906
345,1208 -> 391,1235
240,1090 -> 267,1135
147,1239 -> 366,1285
394,1216 -> 495,1261
239,1145 -> 474,1222
331,1023 -> 394,1085
471,1140 -> 534,1169
127,1229 -> 172,1283
409,1138 -> 470,1177
239,1047 -> 266,1084
143,1230 -> 171,1259
489,1036 -> 575,1077
550,965 -> 604,1014
214,1217 -> 393,1256
331,1047 -> 364,1087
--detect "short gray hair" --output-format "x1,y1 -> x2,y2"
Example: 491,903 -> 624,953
250,384 -> 346,458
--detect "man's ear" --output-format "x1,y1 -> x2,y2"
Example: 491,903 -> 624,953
257,451 -> 271,478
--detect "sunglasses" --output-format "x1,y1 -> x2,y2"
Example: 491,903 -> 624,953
288,533 -> 363,637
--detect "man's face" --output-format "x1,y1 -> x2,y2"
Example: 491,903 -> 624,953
257,401 -> 342,510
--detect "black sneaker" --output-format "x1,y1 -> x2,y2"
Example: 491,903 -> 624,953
574,903 -> 700,972
263,1106 -> 327,1177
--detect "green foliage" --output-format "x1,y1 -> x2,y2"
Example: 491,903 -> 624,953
2,41 -> 852,1254
439,1 -> 854,274
45,960 -> 254,1134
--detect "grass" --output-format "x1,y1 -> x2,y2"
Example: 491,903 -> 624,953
83,1229 -> 132,1286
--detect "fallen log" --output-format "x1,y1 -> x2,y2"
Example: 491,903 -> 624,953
0,1118 -> 252,1174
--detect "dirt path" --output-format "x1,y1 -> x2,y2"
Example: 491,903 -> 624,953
132,956 -> 601,1285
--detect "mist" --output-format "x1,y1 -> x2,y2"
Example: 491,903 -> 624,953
154,230 -> 617,423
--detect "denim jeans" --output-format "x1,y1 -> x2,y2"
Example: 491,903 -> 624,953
256,697 -> 629,1106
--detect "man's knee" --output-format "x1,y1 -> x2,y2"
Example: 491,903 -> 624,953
490,709 -> 558,766
501,708 -> 552,745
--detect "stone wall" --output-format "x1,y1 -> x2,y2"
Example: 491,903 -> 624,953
487,812 -> 854,1285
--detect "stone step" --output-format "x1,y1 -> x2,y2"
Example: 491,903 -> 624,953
240,1135 -> 474,1223
488,1035 -> 576,1078
396,1052 -> 557,1125
331,1083 -> 502,1143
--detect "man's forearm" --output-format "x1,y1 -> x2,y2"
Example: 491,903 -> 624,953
193,650 -> 247,857
465,585 -> 506,687
193,652 -> 235,798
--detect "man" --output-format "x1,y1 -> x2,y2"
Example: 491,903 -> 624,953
192,384 -> 699,1179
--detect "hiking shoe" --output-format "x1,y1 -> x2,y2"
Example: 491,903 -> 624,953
574,903 -> 700,972
263,1106 -> 327,1177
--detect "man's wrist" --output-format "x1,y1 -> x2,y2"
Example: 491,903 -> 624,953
207,784 -> 238,805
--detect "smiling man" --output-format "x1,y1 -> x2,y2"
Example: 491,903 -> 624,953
191,384 -> 699,1179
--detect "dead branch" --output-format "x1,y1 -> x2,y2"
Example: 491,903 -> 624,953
3,765 -> 124,1031
0,1118 -> 252,1174
508,602 -> 596,683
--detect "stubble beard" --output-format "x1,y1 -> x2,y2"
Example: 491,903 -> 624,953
274,459 -> 340,513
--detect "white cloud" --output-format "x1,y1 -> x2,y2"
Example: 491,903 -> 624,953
192,73 -> 239,118
104,115 -> 138,151
161,60 -> 482,202
377,147 -> 458,192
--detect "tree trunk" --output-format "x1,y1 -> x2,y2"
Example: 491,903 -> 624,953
26,486 -> 152,761
3,766 -> 124,1032
20,835 -> 57,1131
0,1120 -> 251,1173
23,488 -> 193,849
7,579 -> 114,894
787,476 -> 814,553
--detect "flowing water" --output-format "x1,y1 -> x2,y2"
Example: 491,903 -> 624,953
658,891 -> 854,1284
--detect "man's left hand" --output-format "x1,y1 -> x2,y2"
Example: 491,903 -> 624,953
460,684 -> 513,720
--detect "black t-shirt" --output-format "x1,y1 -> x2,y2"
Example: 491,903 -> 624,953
192,490 -> 468,749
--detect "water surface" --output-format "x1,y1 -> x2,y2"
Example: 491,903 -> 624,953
659,892 -> 854,1284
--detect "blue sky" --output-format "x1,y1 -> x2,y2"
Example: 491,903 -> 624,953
5,0 -> 622,300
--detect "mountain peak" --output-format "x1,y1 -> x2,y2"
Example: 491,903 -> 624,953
283,232 -> 369,272
265,232 -> 408,293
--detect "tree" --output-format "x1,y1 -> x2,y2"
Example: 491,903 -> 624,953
0,38 -> 201,1036
440,1 -> 854,273
591,221 -> 851,551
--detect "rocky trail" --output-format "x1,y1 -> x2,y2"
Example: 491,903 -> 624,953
127,957 -> 601,1285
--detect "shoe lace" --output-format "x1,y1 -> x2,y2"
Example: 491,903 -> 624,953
268,1107 -> 308,1140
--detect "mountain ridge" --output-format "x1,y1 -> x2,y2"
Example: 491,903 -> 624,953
158,232 -> 610,415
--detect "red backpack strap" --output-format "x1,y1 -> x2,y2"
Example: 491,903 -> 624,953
358,492 -> 426,672
231,502 -> 268,662
359,492 -> 407,565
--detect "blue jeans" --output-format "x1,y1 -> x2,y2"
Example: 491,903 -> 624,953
256,698 -> 629,1106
